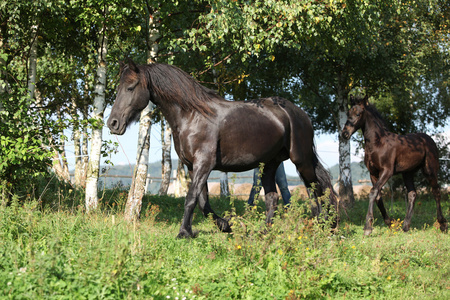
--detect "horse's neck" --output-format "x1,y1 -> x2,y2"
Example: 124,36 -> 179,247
157,104 -> 183,133
362,111 -> 388,145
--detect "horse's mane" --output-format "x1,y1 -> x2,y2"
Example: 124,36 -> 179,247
365,103 -> 389,130
142,63 -> 222,116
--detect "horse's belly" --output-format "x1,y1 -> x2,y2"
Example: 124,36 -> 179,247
215,134 -> 287,171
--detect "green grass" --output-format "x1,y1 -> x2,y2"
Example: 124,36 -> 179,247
0,190 -> 449,299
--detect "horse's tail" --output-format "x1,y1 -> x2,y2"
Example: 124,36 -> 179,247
311,144 -> 339,225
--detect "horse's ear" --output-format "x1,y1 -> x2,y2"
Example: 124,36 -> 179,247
119,60 -> 126,74
363,95 -> 369,106
127,58 -> 139,73
349,95 -> 356,106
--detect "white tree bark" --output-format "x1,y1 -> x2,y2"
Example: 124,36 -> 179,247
85,31 -> 107,212
80,83 -> 90,188
0,34 -> 7,111
73,121 -> 83,186
124,7 -> 159,221
27,25 -> 38,101
124,104 -> 153,222
174,160 -> 190,197
220,172 -> 229,197
158,118 -> 172,195
337,94 -> 355,207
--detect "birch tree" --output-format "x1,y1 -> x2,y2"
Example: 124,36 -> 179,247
174,160 -> 190,197
85,26 -> 108,211
158,117 -> 172,195
124,5 -> 159,222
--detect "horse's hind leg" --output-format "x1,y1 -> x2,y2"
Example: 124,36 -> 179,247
197,183 -> 231,232
260,163 -> 280,224
402,172 -> 417,232
422,167 -> 448,232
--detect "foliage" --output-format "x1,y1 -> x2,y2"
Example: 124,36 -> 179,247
0,0 -> 57,195
0,90 -> 54,196
185,0 -> 450,132
0,189 -> 449,299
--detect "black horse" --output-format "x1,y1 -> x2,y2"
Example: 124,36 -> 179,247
108,60 -> 337,238
342,96 -> 447,235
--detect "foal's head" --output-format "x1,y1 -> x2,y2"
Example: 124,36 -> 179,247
107,60 -> 150,135
341,95 -> 368,140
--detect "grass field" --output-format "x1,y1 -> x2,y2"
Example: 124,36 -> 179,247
0,188 -> 449,299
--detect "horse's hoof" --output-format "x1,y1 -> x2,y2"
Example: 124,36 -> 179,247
440,222 -> 448,233
176,228 -> 198,239
216,218 -> 232,233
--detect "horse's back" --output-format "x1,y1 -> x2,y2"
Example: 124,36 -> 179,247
388,132 -> 439,173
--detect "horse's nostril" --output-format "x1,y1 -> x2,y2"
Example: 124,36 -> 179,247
109,119 -> 119,130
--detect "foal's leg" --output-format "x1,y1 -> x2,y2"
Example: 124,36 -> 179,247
402,172 -> 417,232
422,168 -> 448,232
261,163 -> 280,224
370,175 -> 392,226
365,171 -> 392,236
196,180 -> 231,232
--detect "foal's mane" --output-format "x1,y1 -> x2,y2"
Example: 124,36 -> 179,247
141,63 -> 222,116
365,103 -> 389,131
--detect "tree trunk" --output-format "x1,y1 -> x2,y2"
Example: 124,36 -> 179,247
85,30 -> 107,212
174,160 -> 190,197
158,117 -> 172,195
124,7 -> 159,221
124,104 -> 153,222
27,25 -> 38,101
80,85 -> 90,188
73,124 -> 83,187
220,172 -> 229,197
71,92 -> 83,187
0,34 -> 7,110
57,110 -> 70,182
337,92 -> 355,207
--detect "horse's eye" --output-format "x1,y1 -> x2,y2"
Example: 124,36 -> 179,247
127,87 -> 134,92
356,113 -> 360,117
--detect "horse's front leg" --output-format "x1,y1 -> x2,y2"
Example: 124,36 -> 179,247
365,172 -> 391,236
370,175 -> 392,227
177,164 -> 212,239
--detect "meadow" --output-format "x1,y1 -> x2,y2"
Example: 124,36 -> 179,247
0,186 -> 449,299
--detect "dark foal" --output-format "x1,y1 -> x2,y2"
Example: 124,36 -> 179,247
342,96 -> 447,235
107,60 -> 338,238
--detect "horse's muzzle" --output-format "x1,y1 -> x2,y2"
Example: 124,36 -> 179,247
341,130 -> 350,140
107,118 -> 125,135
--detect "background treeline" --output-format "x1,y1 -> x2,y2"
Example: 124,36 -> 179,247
1,0 -> 449,207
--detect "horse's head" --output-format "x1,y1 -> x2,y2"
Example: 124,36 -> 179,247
341,95 -> 368,140
107,60 -> 150,135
